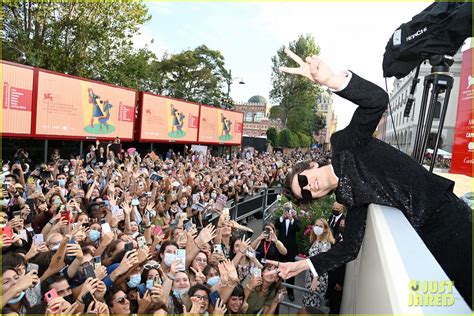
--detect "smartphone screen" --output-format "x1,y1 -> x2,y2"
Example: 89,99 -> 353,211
176,249 -> 186,271
101,222 -> 112,234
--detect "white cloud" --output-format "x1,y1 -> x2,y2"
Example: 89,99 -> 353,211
133,25 -> 170,59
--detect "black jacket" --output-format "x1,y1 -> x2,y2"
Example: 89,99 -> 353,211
275,216 -> 301,259
310,72 -> 453,275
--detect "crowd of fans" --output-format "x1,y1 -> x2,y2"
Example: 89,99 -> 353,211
1,141 -> 336,316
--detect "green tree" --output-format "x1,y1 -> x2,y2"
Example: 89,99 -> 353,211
2,1 -> 152,81
270,34 -> 322,136
277,129 -> 299,148
313,112 -> 326,136
149,45 -> 230,106
266,127 -> 278,146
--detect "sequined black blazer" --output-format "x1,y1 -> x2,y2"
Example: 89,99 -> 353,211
310,72 -> 453,275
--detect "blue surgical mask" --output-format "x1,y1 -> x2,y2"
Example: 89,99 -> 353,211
172,288 -> 189,299
127,274 -> 141,288
207,276 -> 220,287
58,179 -> 66,187
8,291 -> 25,304
88,229 -> 101,242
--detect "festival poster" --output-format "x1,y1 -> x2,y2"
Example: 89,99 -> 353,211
198,106 -> 243,145
2,62 -> 33,135
450,47 -> 473,177
140,93 -> 199,142
35,71 -> 136,139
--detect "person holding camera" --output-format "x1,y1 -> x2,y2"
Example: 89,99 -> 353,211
252,223 -> 287,266
274,202 -> 301,301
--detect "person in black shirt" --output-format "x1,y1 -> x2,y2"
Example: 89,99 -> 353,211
268,48 -> 472,308
252,223 -> 288,265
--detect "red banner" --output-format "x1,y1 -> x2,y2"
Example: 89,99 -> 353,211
450,47 -> 473,176
1,62 -> 34,135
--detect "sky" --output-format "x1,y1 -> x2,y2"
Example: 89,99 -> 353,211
134,1 -> 431,130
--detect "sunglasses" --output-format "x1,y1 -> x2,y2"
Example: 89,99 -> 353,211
144,263 -> 160,270
297,174 -> 313,201
115,296 -> 128,304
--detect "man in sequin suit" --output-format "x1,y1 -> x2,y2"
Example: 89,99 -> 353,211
268,48 -> 472,308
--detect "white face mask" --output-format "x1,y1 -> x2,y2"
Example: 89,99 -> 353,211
313,226 -> 324,236
2,167 -> 9,172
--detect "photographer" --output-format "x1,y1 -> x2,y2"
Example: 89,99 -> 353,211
274,202 -> 301,301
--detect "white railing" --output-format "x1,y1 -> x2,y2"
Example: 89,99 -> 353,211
341,204 -> 471,314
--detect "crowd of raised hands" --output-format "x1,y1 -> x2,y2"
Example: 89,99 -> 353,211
1,145 -> 333,315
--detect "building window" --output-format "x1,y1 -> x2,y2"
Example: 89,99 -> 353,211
244,112 -> 253,122
254,112 -> 264,123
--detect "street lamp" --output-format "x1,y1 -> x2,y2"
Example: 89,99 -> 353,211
224,69 -> 245,109
6,46 -> 27,64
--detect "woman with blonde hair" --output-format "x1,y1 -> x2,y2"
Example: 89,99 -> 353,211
302,218 -> 334,308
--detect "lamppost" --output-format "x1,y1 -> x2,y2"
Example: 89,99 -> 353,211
224,69 -> 245,109
5,46 -> 27,64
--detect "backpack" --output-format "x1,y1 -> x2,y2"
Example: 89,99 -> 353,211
383,2 -> 472,79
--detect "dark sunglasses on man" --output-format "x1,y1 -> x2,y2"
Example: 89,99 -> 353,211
297,174 -> 313,201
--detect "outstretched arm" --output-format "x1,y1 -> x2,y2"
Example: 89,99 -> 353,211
280,48 -> 388,145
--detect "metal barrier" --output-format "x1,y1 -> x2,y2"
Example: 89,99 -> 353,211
225,187 -> 283,222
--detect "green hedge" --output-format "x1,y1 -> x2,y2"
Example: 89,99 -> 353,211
270,128 -> 312,148
273,195 -> 335,255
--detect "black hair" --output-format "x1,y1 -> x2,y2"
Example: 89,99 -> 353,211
104,285 -> 125,308
2,252 -> 26,270
188,283 -> 211,300
284,159 -> 331,204
230,284 -> 245,298
40,274 -> 68,296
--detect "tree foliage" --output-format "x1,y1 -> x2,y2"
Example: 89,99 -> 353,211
266,127 -> 278,146
149,45 -> 230,106
270,34 -> 323,139
2,0 -> 152,83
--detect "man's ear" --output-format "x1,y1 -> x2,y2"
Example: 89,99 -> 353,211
309,162 -> 319,168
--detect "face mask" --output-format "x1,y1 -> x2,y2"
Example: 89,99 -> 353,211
53,199 -> 61,206
58,179 -> 66,187
332,210 -> 340,216
163,253 -> 176,267
8,291 -> 25,304
63,167 -> 70,173
211,193 -> 217,199
2,167 -> 9,172
2,199 -> 10,207
69,171 -> 75,176
127,274 -> 141,288
51,244 -> 60,251
0,223 -> 6,229
207,276 -> 220,287
64,294 -> 74,304
180,203 -> 187,209
313,226 -> 324,236
89,229 -> 101,242
172,288 -> 189,299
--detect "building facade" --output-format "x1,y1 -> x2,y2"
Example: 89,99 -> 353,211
234,95 -> 280,137
315,90 -> 338,149
379,50 -> 463,156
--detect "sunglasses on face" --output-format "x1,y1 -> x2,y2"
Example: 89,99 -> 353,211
115,296 -> 128,304
297,174 -> 313,201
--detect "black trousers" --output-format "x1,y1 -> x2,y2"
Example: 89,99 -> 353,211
420,193 -> 472,309
282,252 -> 296,296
